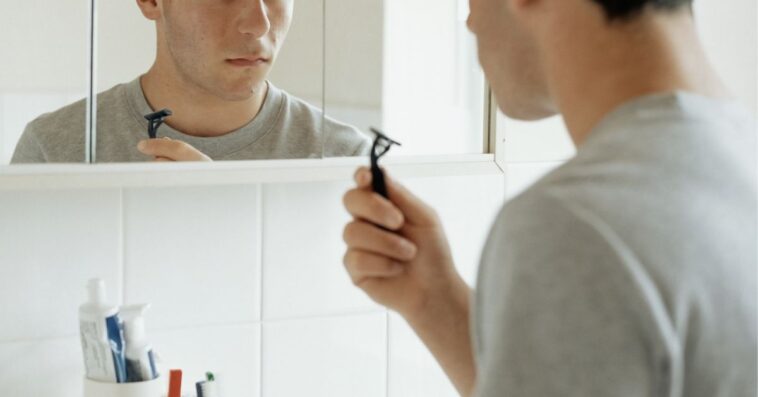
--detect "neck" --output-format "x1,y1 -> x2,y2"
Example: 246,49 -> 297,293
140,55 -> 267,138
544,10 -> 730,145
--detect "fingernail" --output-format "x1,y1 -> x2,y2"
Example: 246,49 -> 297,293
137,140 -> 146,150
401,240 -> 416,256
386,213 -> 403,229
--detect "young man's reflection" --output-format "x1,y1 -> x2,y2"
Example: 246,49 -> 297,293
12,0 -> 369,163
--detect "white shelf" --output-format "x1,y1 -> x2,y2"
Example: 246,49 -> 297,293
0,154 -> 502,191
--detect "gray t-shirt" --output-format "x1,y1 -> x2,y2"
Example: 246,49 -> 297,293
475,93 -> 756,396
11,78 -> 370,163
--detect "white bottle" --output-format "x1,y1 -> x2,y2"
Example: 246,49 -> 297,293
79,278 -> 127,383
121,303 -> 159,382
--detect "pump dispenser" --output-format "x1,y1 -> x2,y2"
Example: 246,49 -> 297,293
79,278 -> 127,383
122,304 -> 159,382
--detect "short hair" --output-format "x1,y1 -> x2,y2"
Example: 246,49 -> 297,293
590,0 -> 694,20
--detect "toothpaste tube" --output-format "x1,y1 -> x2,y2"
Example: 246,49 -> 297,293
79,278 -> 127,383
121,303 -> 159,382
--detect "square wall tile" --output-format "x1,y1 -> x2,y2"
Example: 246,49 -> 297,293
123,185 -> 261,330
0,337 -> 84,397
262,312 -> 386,397
402,174 -> 505,285
151,324 -> 260,397
505,162 -> 564,201
387,313 -> 458,397
0,189 -> 121,341
501,113 -> 576,163
262,182 -> 379,320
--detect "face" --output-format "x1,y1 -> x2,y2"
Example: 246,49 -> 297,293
467,0 -> 556,120
158,0 -> 294,101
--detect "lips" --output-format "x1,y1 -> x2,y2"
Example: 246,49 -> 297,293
226,55 -> 270,67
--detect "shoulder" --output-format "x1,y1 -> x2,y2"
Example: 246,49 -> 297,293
322,115 -> 371,156
13,84 -> 130,163
24,83 -> 128,140
273,86 -> 371,156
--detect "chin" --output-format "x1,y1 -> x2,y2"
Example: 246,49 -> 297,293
219,81 -> 265,101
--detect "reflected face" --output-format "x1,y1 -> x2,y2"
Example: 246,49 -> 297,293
467,0 -> 556,120
159,0 -> 294,101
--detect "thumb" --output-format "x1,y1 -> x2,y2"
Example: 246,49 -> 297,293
354,167 -> 438,227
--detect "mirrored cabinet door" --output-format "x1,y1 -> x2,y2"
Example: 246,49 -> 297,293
1,0 -> 90,164
93,0 -> 327,163
324,0 -> 487,157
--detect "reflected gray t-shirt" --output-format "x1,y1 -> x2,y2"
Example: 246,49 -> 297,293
475,93 -> 756,396
11,78 -> 370,163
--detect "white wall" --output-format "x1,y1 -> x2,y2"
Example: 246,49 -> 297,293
0,174 -> 504,396
0,0 -> 88,164
694,0 -> 758,114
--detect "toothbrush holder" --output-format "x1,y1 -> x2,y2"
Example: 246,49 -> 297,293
83,376 -> 164,397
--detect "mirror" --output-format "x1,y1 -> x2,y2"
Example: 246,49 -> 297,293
324,0 -> 487,157
4,0 -> 491,165
93,0 -> 342,162
2,1 -> 90,164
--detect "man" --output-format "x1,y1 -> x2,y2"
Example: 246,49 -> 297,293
343,0 -> 756,396
12,0 -> 369,163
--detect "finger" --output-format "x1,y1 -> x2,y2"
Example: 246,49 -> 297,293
353,166 -> 372,188
138,139 -> 189,160
343,188 -> 405,230
343,249 -> 405,285
343,220 -> 417,261
352,167 -> 438,226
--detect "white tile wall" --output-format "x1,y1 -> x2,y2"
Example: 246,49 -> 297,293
403,174 -> 505,285
262,312 -> 386,397
0,189 -> 121,342
123,185 -> 262,330
151,324 -> 261,397
0,173 -> 509,396
262,181 -> 381,319
0,337 -> 84,396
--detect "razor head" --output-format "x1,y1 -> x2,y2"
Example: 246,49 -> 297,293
145,108 -> 173,122
369,127 -> 402,159
145,108 -> 173,139
369,127 -> 401,147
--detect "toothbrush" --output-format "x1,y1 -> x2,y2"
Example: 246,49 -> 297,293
199,374 -> 219,397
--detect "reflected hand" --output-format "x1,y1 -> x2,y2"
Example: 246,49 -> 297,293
137,137 -> 212,162
342,167 -> 469,322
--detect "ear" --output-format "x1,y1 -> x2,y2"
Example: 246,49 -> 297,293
136,0 -> 161,21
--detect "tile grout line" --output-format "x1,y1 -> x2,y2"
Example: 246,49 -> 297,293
257,183 -> 265,397
385,310 -> 391,397
118,188 -> 126,306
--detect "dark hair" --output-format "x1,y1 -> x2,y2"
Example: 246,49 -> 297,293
590,0 -> 693,20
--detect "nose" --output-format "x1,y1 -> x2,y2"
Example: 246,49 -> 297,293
238,0 -> 271,38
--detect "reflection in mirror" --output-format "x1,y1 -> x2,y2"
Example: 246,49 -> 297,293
324,0 -> 486,157
3,1 -> 89,164
93,0 -> 365,163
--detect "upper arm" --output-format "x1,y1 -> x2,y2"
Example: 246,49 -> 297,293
474,193 -> 668,397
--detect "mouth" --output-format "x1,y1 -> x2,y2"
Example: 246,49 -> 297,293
226,55 -> 270,68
